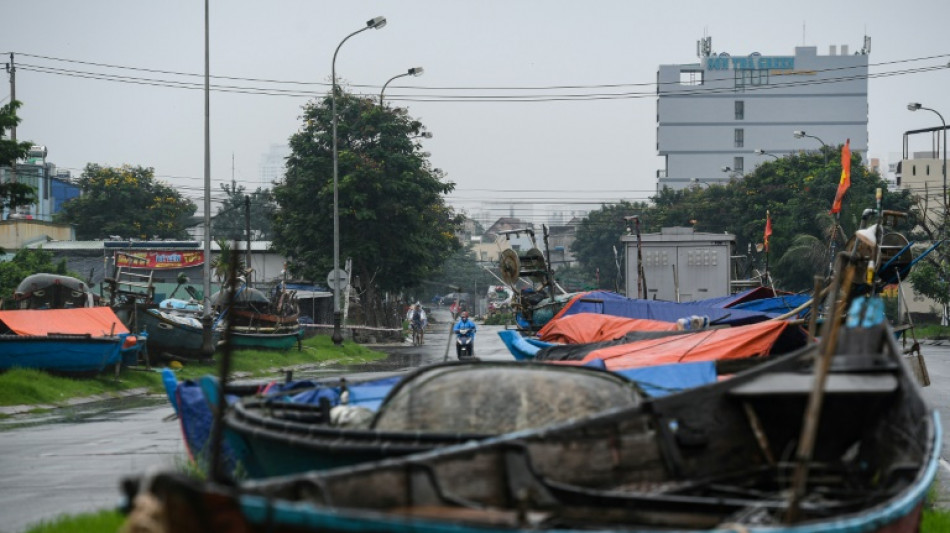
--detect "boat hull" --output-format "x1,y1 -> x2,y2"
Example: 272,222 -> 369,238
230,329 -> 301,351
137,308 -> 220,359
0,335 -> 124,374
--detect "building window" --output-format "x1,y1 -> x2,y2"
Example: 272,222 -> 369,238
679,69 -> 704,86
734,128 -> 744,148
734,157 -> 744,172
735,101 -> 744,120
734,69 -> 769,91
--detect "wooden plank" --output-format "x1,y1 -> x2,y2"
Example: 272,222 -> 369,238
728,372 -> 898,397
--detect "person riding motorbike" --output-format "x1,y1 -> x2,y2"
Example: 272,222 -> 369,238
453,310 -> 477,358
406,303 -> 427,344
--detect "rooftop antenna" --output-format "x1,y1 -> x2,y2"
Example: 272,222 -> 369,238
802,21 -> 806,46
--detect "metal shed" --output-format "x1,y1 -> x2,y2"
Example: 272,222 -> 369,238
622,227 -> 735,302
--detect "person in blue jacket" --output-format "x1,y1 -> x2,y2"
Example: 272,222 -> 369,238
453,310 -> 477,355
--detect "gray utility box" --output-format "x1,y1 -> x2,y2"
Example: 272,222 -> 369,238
622,227 -> 735,302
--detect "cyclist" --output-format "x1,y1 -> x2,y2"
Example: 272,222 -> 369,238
406,303 -> 427,344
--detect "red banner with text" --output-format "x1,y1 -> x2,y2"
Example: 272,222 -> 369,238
115,250 -> 205,269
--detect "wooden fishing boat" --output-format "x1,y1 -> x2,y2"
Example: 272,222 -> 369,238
122,307 -> 938,531
134,306 -> 220,360
0,308 -> 135,374
229,327 -> 302,351
14,273 -> 95,309
223,361 -> 644,478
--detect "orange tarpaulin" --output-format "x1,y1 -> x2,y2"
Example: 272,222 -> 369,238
538,312 -> 678,344
0,307 -> 129,337
581,320 -> 791,371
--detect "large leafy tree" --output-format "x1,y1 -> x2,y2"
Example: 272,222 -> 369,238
211,182 -> 277,241
56,164 -> 197,240
649,148 -> 914,291
570,201 -> 654,291
272,91 -> 461,326
0,100 -> 38,217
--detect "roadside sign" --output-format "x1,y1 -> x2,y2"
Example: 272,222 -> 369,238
326,268 -> 349,290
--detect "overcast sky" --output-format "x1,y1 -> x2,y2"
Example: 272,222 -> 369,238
2,0 -> 948,223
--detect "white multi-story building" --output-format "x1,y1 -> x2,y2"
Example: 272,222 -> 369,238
656,37 -> 870,190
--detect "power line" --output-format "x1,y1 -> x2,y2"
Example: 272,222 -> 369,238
9,51 -> 950,103
12,50 -> 950,91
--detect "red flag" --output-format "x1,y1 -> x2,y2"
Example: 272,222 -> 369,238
764,210 -> 772,252
831,138 -> 851,214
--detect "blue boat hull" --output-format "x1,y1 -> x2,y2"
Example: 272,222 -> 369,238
0,334 -> 125,374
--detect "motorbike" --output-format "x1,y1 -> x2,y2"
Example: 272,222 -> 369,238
455,328 -> 475,359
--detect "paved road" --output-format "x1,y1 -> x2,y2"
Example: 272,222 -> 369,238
1,313 -> 948,531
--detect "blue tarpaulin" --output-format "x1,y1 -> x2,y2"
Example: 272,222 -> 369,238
559,291 -> 771,327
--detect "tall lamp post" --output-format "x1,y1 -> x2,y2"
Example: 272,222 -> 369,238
908,102 -> 949,326
380,67 -> 423,105
331,16 -> 386,345
907,102 -> 947,223
754,148 -> 780,160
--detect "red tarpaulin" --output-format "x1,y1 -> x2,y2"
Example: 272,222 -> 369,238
537,312 -> 678,344
581,320 -> 792,371
0,307 -> 129,336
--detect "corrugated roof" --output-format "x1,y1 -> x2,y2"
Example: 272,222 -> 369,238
26,240 -> 276,251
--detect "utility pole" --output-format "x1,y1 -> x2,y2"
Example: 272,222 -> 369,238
244,195 -> 251,287
5,52 -> 16,181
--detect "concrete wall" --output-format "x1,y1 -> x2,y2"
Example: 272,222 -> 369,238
0,220 -> 75,251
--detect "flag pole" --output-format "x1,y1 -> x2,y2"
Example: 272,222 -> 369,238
764,210 -> 772,287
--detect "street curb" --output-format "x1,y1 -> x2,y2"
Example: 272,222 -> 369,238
0,387 -> 153,416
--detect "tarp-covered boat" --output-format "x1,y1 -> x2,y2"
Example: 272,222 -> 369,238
0,307 -> 136,374
537,319 -> 808,371
536,312 -> 679,344
553,290 -> 774,327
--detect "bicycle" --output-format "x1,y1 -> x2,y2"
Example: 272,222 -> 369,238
411,320 -> 424,346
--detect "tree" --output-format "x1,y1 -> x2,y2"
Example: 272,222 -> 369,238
272,91 -> 461,326
428,246 -> 496,301
211,183 -> 277,241
0,100 -> 38,217
647,149 -> 914,291
570,201 -> 654,291
56,164 -> 197,240
0,100 -> 32,167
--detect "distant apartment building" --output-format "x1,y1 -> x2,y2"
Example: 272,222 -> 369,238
0,145 -> 79,221
656,37 -> 870,190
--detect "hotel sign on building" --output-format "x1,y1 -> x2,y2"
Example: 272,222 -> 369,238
705,56 -> 794,71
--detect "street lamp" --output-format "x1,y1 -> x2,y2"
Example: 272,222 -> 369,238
793,130 -> 828,149
754,148 -> 780,160
909,102 -> 950,327
331,15 -> 386,345
907,102 -> 947,223
380,67 -> 423,105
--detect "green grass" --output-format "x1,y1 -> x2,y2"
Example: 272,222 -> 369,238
23,509 -> 124,533
0,334 -> 387,408
912,324 -> 950,340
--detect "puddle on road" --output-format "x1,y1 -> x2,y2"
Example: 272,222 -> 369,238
0,395 -> 168,432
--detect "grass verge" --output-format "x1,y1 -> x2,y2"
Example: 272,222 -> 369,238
23,509 -> 124,533
0,334 -> 387,408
